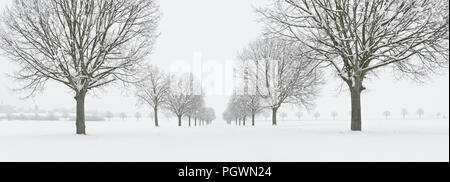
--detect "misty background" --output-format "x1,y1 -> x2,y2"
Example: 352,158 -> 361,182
0,0 -> 448,121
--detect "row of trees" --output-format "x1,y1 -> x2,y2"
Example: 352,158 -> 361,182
226,0 -> 448,131
223,37 -> 323,126
135,66 -> 215,127
226,107 -> 436,124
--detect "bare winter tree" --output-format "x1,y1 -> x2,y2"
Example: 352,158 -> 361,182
257,0 -> 449,131
296,111 -> 303,120
164,74 -> 199,127
134,112 -> 141,121
242,95 -> 263,126
135,66 -> 169,127
234,94 -> 262,126
240,37 -> 323,125
0,0 -> 160,134
189,94 -> 205,127
200,107 -> 216,125
331,111 -> 338,120
383,110 -> 391,120
417,108 -> 425,119
185,73 -> 204,127
119,112 -> 127,121
401,108 -> 408,120
232,94 -> 249,125
106,111 -> 113,121
436,112 -> 441,119
222,109 -> 234,124
314,112 -> 320,120
223,94 -> 250,126
237,60 -> 265,126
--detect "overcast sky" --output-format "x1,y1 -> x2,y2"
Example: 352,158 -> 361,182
0,0 -> 448,120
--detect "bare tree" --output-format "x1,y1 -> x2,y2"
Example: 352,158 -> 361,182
296,111 -> 303,121
135,112 -> 141,121
135,66 -> 169,127
417,108 -> 425,119
0,0 -> 160,134
383,111 -> 391,120
189,94 -> 205,127
199,107 -> 216,125
106,111 -> 113,121
257,0 -> 449,131
240,37 -> 323,126
436,112 -> 442,119
165,75 -> 199,127
331,111 -> 338,120
237,59 -> 265,126
119,112 -> 127,121
314,112 -> 321,120
227,94 -> 249,126
222,109 -> 234,124
223,94 -> 251,126
242,94 -> 264,126
401,108 -> 408,120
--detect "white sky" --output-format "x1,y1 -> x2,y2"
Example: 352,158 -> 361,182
0,0 -> 448,120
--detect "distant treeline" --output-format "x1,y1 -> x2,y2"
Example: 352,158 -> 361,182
0,112 -> 105,121
0,104 -> 74,114
0,105 -> 106,121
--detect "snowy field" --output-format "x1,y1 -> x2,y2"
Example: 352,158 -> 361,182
0,119 -> 448,162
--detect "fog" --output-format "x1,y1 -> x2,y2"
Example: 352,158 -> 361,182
0,0 -> 448,120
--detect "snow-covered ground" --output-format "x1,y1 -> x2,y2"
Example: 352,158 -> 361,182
0,119 -> 448,162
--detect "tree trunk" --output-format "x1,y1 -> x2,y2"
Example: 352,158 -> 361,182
243,117 -> 246,126
75,91 -> 87,135
188,115 -> 191,127
272,107 -> 278,126
251,114 -> 255,126
350,78 -> 363,131
235,118 -> 238,125
178,115 -> 182,127
195,117 -> 197,126
154,107 -> 159,127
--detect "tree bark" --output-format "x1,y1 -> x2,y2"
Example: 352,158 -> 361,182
178,115 -> 182,127
272,107 -> 278,126
350,78 -> 363,131
251,114 -> 255,126
75,91 -> 87,135
154,107 -> 159,127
